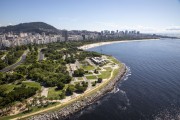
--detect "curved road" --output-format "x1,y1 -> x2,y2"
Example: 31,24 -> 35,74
38,48 -> 46,61
0,50 -> 29,72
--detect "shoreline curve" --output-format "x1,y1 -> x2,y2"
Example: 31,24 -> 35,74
29,63 -> 127,120
79,39 -> 159,50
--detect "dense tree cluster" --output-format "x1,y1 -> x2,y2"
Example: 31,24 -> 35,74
14,65 -> 28,76
27,62 -> 71,87
0,85 -> 37,108
75,81 -> 88,93
65,82 -> 88,95
0,59 -> 7,70
66,85 -> 76,95
65,55 -> 76,64
73,69 -> 85,77
0,46 -> 27,70
25,51 -> 38,64
0,72 -> 24,84
76,51 -> 102,61
0,41 -> 104,110
43,48 -> 62,60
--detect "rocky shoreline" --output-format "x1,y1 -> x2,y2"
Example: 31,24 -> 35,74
29,64 -> 127,120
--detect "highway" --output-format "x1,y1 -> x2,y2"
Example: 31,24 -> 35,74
0,50 -> 28,72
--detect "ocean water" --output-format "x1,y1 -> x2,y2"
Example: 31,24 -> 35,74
68,39 -> 180,120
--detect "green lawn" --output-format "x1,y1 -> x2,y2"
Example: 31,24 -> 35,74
80,60 -> 95,71
47,85 -> 68,100
99,67 -> 112,79
81,65 -> 95,71
104,67 -> 112,71
86,75 -> 97,80
22,81 -> 41,90
96,67 -> 101,70
107,56 -> 120,64
47,87 -> 63,99
77,77 -> 83,80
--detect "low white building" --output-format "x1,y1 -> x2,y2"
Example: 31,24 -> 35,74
90,57 -> 106,65
68,35 -> 83,41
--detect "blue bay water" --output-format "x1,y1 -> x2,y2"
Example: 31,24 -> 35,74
68,39 -> 180,120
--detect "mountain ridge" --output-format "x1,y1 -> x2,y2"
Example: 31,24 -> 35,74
0,22 -> 59,34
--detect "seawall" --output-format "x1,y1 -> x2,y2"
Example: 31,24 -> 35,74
29,63 -> 127,120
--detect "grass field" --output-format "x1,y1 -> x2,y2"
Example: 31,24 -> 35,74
47,87 -> 62,99
47,85 -> 68,99
77,77 -> 83,80
22,81 -> 41,90
107,56 -> 120,64
80,60 -> 95,71
86,75 -> 97,79
100,67 -> 112,79
81,65 -> 95,71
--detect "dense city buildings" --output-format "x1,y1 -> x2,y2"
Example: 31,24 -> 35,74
0,27 -> 159,49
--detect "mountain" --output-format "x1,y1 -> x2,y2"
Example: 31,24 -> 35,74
0,22 -> 59,34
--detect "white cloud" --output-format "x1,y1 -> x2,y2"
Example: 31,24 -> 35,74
166,25 -> 180,31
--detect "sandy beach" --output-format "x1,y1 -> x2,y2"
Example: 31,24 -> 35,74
78,39 -> 159,50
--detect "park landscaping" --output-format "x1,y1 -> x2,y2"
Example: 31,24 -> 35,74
0,41 -> 123,119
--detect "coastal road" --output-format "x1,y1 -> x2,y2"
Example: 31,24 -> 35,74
0,50 -> 29,72
11,63 -> 125,120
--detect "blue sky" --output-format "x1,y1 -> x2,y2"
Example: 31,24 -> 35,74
0,0 -> 180,33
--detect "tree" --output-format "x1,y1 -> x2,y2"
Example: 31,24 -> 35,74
75,83 -> 85,93
59,90 -> 66,99
97,78 -> 103,83
0,60 -> 7,70
94,69 -> 98,74
28,45 -> 32,51
0,87 -> 7,97
92,81 -> 97,86
57,82 -> 65,90
34,46 -> 38,52
66,85 -> 75,95
73,69 -> 85,77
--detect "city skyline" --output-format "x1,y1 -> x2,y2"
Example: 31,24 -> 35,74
0,0 -> 180,33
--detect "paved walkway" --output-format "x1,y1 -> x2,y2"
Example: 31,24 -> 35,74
41,86 -> 49,97
1,52 -> 8,60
